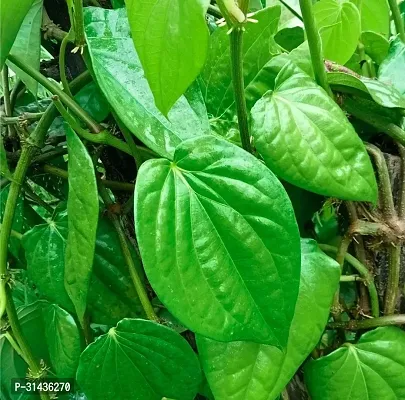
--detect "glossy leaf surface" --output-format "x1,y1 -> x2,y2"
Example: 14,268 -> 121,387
0,0 -> 34,69
76,319 -> 202,400
135,135 -> 301,346
125,0 -> 209,115
22,212 -> 144,325
84,7 -> 210,159
197,239 -> 340,400
7,0 -> 43,95
305,327 -> 405,400
65,127 -> 99,322
313,0 -> 361,65
251,62 -> 377,202
379,38 -> 405,96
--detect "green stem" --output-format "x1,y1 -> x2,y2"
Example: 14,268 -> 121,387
343,97 -> 405,146
298,0 -> 333,97
398,144 -> 405,219
97,182 -> 159,322
2,65 -> 17,140
388,0 -> 405,42
357,42 -> 373,78
385,244 -> 401,315
23,184 -> 54,214
278,0 -> 303,21
59,31 -> 74,97
42,164 -> 135,191
328,314 -> 405,330
319,243 -> 380,318
73,0 -> 86,48
7,54 -> 102,133
3,331 -> 30,365
207,4 -> 222,19
0,223 -> 23,240
1,113 -> 44,126
340,275 -> 362,282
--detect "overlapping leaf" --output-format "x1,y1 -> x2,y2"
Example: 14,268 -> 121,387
305,327 -> 405,399
379,38 -> 405,96
76,319 -> 202,400
251,61 -> 377,201
84,7 -> 210,159
135,135 -> 300,346
197,239 -> 340,400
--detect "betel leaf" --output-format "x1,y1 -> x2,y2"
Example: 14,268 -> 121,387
76,319 -> 202,400
356,0 -> 389,37
135,135 -> 300,346
327,72 -> 405,109
84,7 -> 210,159
22,212 -> 144,325
65,127 -> 99,322
305,327 -> 405,400
274,26 -> 305,52
197,239 -> 340,400
202,6 -> 281,136
251,61 -> 377,202
0,0 -> 33,69
361,31 -> 389,65
379,38 -> 405,96
125,0 -> 210,116
6,0 -> 43,96
74,82 -> 110,122
313,0 -> 361,65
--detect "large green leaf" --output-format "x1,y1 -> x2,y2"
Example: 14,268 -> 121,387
22,212 -> 144,325
313,0 -> 361,65
65,127 -> 99,322
305,327 -> 405,399
251,61 -> 377,202
197,239 -> 340,400
84,7 -> 210,159
135,135 -> 300,346
356,0 -> 389,37
6,0 -> 43,95
0,0 -> 33,69
125,0 -> 209,116
76,319 -> 202,400
379,38 -> 405,96
202,6 -> 281,137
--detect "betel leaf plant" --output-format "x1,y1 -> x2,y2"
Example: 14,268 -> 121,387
0,0 -> 405,399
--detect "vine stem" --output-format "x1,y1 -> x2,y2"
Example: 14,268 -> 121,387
319,244 -> 380,318
97,182 -> 159,322
328,314 -> 405,330
72,0 -> 86,48
298,0 -> 333,97
59,31 -> 74,97
1,65 -> 17,140
388,0 -> 405,42
7,54 -> 102,133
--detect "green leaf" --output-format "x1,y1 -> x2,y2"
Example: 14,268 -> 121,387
251,61 -> 377,202
202,6 -> 281,137
0,0 -> 34,69
274,26 -> 305,52
74,82 -> 111,122
6,0 -> 43,96
313,0 -> 361,65
357,0 -> 389,37
125,0 -> 210,115
361,31 -> 389,65
84,7 -> 210,159
305,327 -> 405,400
197,239 -> 340,400
327,72 -> 405,109
22,212 -> 144,325
135,135 -> 300,346
379,38 -> 405,96
0,135 -> 11,179
65,127 -> 99,322
76,319 -> 202,400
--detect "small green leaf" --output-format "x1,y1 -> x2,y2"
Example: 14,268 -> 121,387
135,135 -> 301,346
357,0 -> 389,37
84,7 -> 210,159
74,82 -> 111,122
361,31 -> 389,65
379,38 -> 405,96
0,0 -> 34,69
305,327 -> 405,400
197,239 -> 340,400
274,26 -> 305,52
125,0 -> 210,115
76,319 -> 202,400
313,0 -> 361,65
6,0 -> 43,95
251,61 -> 377,202
65,127 -> 99,322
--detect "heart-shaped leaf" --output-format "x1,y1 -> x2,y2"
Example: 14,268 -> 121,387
251,61 -> 377,202
135,135 -> 301,346
84,7 -> 210,159
197,239 -> 340,400
313,0 -> 361,65
356,0 -> 389,37
361,31 -> 389,65
65,127 -> 99,322
305,327 -> 405,400
76,318 -> 202,400
125,0 -> 210,116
